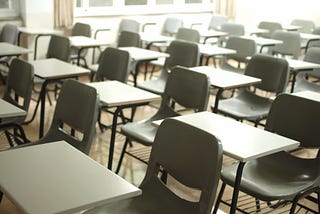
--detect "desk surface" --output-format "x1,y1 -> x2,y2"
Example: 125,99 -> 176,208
199,45 -> 236,56
69,36 -> 110,48
119,46 -> 169,61
287,59 -> 320,70
31,58 -> 90,79
0,42 -> 32,57
0,141 -> 141,214
0,99 -> 26,119
154,112 -> 299,162
190,66 -> 261,89
300,33 -> 320,40
241,36 -> 283,46
87,81 -> 161,107
140,32 -> 173,43
292,90 -> 320,102
18,27 -> 63,35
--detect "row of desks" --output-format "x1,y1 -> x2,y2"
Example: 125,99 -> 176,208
2,90 -> 318,213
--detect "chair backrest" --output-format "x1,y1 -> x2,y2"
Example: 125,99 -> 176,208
141,118 -> 223,214
220,23 -> 245,37
291,19 -> 315,34
257,21 -> 282,38
225,36 -> 257,63
245,54 -> 289,94
176,27 -> 200,43
208,14 -> 229,31
46,35 -> 70,62
72,22 -> 91,37
300,47 -> 320,79
117,30 -> 141,47
164,40 -> 200,70
266,93 -> 320,148
270,30 -> 301,59
162,66 -> 210,112
95,47 -> 131,83
161,17 -> 183,36
3,58 -> 34,123
40,79 -> 100,154
118,19 -> 140,34
0,24 -> 18,44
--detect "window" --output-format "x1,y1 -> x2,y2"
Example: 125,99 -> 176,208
0,0 -> 19,18
75,0 -> 213,16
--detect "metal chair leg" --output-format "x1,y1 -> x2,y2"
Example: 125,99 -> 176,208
115,138 -> 130,174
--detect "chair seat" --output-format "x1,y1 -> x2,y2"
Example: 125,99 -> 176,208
293,79 -> 320,93
137,78 -> 166,94
121,119 -> 157,146
217,91 -> 272,121
84,176 -> 199,214
221,152 -> 320,202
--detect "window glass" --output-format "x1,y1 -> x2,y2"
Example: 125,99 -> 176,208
90,0 -> 113,7
185,0 -> 202,3
0,0 -> 10,8
125,0 -> 148,5
156,0 -> 173,4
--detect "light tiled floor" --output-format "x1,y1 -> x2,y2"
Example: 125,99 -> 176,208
0,68 -> 318,213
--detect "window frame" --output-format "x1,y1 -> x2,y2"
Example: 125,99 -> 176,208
75,0 -> 214,17
0,0 -> 19,19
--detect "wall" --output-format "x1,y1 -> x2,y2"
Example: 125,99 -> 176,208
236,0 -> 320,27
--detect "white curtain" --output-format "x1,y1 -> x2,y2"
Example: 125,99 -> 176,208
215,0 -> 237,20
54,0 -> 74,29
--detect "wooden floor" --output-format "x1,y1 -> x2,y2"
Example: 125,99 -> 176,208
0,68 -> 318,213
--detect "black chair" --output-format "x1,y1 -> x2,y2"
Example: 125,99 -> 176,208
137,40 -> 200,95
69,22 -> 91,68
293,47 -> 320,92
93,47 -> 131,131
219,36 -> 257,74
215,54 -> 289,127
0,23 -> 19,83
269,30 -> 301,59
214,93 -> 320,213
1,58 -> 34,146
90,31 -> 140,81
116,66 -> 210,173
27,35 -> 70,124
21,79 -> 100,155
257,21 -> 282,38
85,118 -> 222,214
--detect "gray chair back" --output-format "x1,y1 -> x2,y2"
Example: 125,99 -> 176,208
38,80 -> 100,154
0,24 -> 18,44
225,36 -> 257,63
245,54 -> 289,94
303,47 -> 320,79
266,93 -> 320,148
95,47 -> 131,83
3,58 -> 34,123
208,14 -> 229,30
118,19 -> 140,34
270,30 -> 301,59
161,17 -> 183,36
47,35 -> 70,62
220,23 -> 245,36
72,22 -> 91,37
257,21 -> 282,38
163,66 -> 210,112
117,31 -> 141,47
176,27 -> 200,43
291,19 -> 315,33
164,40 -> 199,70
142,118 -> 223,214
